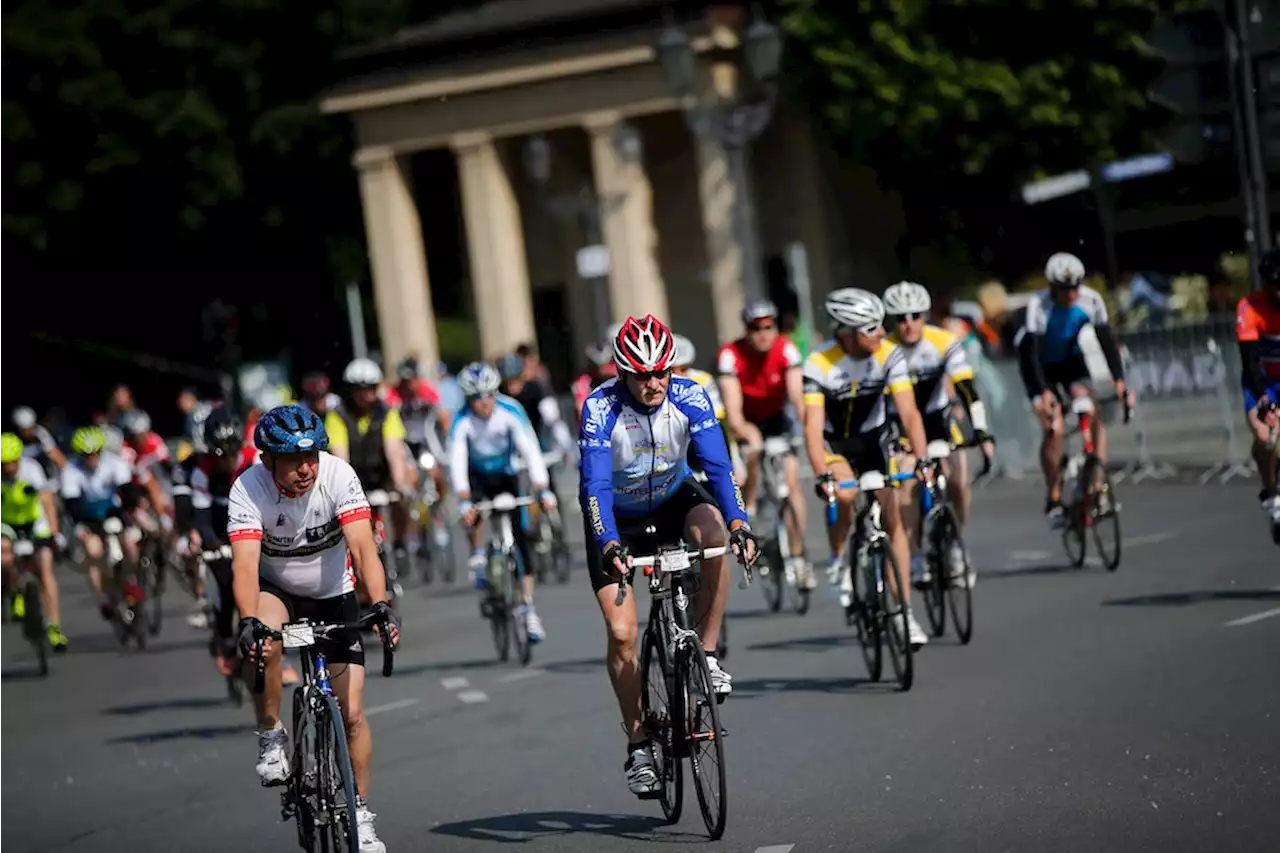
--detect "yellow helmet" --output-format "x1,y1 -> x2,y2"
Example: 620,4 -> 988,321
71,426 -> 106,455
0,433 -> 22,464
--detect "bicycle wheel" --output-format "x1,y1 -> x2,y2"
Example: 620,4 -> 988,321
937,506 -> 974,645
548,510 -> 571,584
21,574 -> 48,677
920,511 -> 947,639
1083,457 -> 1122,571
289,688 -> 319,852
849,549 -> 882,682
508,555 -> 532,665
317,694 -> 360,853
640,620 -> 683,822
1058,460 -> 1087,567
876,545 -> 914,692
144,546 -> 164,637
778,501 -> 809,616
758,537 -> 784,613
490,601 -> 510,662
683,646 -> 728,840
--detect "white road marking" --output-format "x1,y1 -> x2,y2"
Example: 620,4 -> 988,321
457,690 -> 489,704
1224,607 -> 1280,628
440,677 -> 470,691
1009,550 -> 1050,561
365,697 -> 421,717
496,668 -> 546,684
1121,531 -> 1178,548
754,846 -> 796,853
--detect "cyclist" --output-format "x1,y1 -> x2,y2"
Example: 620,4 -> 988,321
451,362 -> 554,640
1018,253 -> 1128,529
11,407 -> 67,474
299,371 -> 342,415
573,336 -> 619,431
716,299 -> 812,588
883,281 -> 992,586
1,433 -> 68,649
60,426 -> 144,618
173,407 -> 258,676
327,358 -> 414,570
803,289 -> 930,648
580,314 -> 757,798
229,405 -> 398,853
497,353 -> 573,500
386,356 -> 450,492
1237,246 -> 1280,542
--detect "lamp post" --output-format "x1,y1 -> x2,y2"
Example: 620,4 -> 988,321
657,4 -> 782,304
522,124 -> 643,341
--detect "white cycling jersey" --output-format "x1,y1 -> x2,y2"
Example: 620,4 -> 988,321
449,405 -> 548,495
61,453 -> 135,520
226,452 -> 370,599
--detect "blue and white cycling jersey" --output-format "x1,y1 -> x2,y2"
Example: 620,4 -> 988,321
448,403 -> 548,494
579,376 -> 747,548
1023,286 -> 1110,364
60,452 -> 134,521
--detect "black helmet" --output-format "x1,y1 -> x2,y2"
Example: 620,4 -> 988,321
202,406 -> 244,457
1260,247 -> 1280,286
396,357 -> 420,382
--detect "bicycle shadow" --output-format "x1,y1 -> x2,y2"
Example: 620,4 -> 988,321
107,722 -> 255,746
1,666 -> 47,682
102,696 -> 230,716
730,675 -> 897,698
430,810 -> 690,844
746,633 -> 859,653
390,656 -> 505,678
982,563 -> 1083,581
1102,589 -> 1280,608
70,632 -> 209,656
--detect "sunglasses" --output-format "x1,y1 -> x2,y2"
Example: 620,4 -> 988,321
632,368 -> 672,382
892,313 -> 925,323
748,322 -> 777,332
839,323 -> 884,336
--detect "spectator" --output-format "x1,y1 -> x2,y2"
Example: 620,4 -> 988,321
515,342 -> 553,387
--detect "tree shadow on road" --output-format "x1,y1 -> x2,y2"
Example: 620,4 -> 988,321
431,810 -> 693,844
730,675 -> 897,698
106,722 -> 255,745
102,696 -> 230,716
1102,589 -> 1280,608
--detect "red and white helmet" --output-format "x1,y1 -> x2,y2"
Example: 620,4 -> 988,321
613,314 -> 676,373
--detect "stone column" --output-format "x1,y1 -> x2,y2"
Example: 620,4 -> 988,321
452,131 -> 537,359
584,112 -> 670,324
354,146 -> 439,369
695,136 -> 748,346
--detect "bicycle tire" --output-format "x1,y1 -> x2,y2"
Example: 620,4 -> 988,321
850,548 -> 882,682
549,510 -> 571,584
777,500 -> 810,616
507,554 -> 532,666
21,574 -> 48,677
938,506 -> 975,645
317,694 -> 360,853
920,508 -> 947,638
759,538 -> 784,613
684,646 -> 728,840
289,688 -> 319,853
1058,458 -> 1087,567
877,544 -> 914,692
640,620 -> 683,822
144,547 -> 164,637
490,600 -> 510,662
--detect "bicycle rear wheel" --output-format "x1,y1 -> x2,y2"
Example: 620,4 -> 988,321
683,646 -> 728,840
778,501 -> 809,615
640,620 -> 683,822
850,551 -> 882,682
920,511 -> 947,638
877,545 -> 914,692
1083,457 -> 1122,571
144,544 -> 164,637
317,694 -> 360,853
21,574 -> 48,677
937,506 -> 974,644
758,538 -> 784,613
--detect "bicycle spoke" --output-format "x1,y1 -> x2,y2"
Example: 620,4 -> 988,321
684,648 -> 727,840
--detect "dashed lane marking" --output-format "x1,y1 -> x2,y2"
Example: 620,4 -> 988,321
1225,607 -> 1280,628
440,677 -> 470,691
457,690 -> 490,704
366,698 -> 421,717
495,668 -> 546,684
754,845 -> 796,853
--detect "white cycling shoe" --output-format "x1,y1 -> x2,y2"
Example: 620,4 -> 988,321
255,727 -> 291,786
357,805 -> 387,853
704,654 -> 732,699
525,608 -> 545,643
905,610 -> 929,650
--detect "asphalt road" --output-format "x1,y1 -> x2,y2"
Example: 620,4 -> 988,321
4,478 -> 1280,853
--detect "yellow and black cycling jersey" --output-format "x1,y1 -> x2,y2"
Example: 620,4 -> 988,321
802,339 -> 912,440
1,457 -> 51,532
887,324 -> 974,415
324,405 -> 407,450
684,368 -> 727,421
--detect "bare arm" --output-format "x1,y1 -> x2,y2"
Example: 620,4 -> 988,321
718,374 -> 758,444
342,518 -> 388,603
231,538 -> 263,619
892,386 -> 929,459
38,489 -> 60,537
383,435 -> 409,489
785,366 -> 805,430
804,401 -> 828,479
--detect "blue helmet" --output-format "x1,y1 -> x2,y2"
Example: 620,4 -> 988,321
496,354 -> 524,381
254,404 -> 328,454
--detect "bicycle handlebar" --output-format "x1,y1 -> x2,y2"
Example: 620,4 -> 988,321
251,610 -> 395,693
612,544 -> 745,606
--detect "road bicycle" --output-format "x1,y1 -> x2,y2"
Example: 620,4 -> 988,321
915,438 -> 992,645
516,450 -> 571,585
8,533 -> 50,676
746,436 -> 810,615
411,450 -> 455,585
97,517 -> 152,650
826,470 -> 917,691
473,493 -> 537,665
1057,396 -> 1130,571
624,541 -> 752,841
251,610 -> 395,853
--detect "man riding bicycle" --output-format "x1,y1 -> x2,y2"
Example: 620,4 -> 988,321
451,362 -> 555,641
10,406 -> 67,475
1237,246 -> 1280,543
672,335 -> 729,480
385,356 -> 451,505
803,289 -> 931,648
173,407 -> 258,676
579,314 -> 757,798
882,281 -> 992,586
497,353 -> 574,498
229,404 -> 399,853
2,432 -> 68,650
1018,253 -> 1128,529
716,299 -> 811,588
327,358 -> 415,571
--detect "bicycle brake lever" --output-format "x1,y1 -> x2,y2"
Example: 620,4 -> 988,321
614,580 -> 627,607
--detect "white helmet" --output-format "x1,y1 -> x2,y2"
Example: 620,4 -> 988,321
825,288 -> 886,330
457,362 -> 501,397
672,334 -> 697,367
882,281 -> 932,315
11,407 -> 36,430
343,357 -> 383,387
1045,252 -> 1085,286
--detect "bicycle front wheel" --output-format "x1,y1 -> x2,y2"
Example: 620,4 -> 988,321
1058,459 -> 1087,567
937,506 -> 974,644
144,546 -> 164,637
317,694 -> 360,853
641,621 -> 683,822
683,647 -> 728,840
778,501 -> 809,616
920,512 -> 947,639
21,574 -> 48,677
1083,457 -> 1122,571
849,552 -> 882,682
508,556 -> 532,666
876,545 -> 914,692
758,537 -> 784,613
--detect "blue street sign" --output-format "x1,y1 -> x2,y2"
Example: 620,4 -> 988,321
1101,152 -> 1175,183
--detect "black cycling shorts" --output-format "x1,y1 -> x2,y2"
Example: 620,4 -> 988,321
583,479 -> 716,593
750,409 -> 798,441
468,470 -> 520,500
1042,355 -> 1093,401
5,521 -> 54,547
825,429 -> 893,478
260,579 -> 364,667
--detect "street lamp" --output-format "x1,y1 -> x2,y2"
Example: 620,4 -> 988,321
658,4 -> 782,303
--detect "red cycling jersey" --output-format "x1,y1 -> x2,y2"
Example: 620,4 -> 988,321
385,379 -> 441,409
716,336 -> 802,422
1236,292 -> 1280,383
574,364 -> 617,411
123,432 -> 171,486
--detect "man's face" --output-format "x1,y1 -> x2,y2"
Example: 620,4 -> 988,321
745,316 -> 779,353
16,426 -> 35,441
1,460 -> 18,479
305,393 -> 328,414
112,386 -> 133,411
469,396 -> 497,419
351,387 -> 379,410
84,451 -> 102,471
503,376 -> 525,396
522,355 -> 538,381
177,392 -> 197,414
1051,283 -> 1080,307
837,323 -> 885,357
269,451 -> 320,494
623,368 -> 672,407
892,312 -> 926,345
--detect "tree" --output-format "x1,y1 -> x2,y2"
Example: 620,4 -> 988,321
778,0 -> 1201,275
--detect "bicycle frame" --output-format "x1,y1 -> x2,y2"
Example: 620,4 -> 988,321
473,493 -> 536,600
